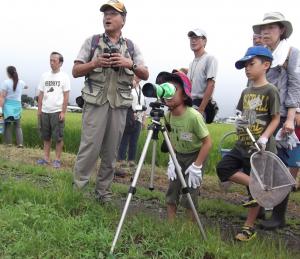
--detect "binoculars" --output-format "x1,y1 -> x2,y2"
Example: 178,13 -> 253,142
103,47 -> 119,71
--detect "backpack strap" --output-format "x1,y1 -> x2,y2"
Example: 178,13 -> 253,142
86,34 -> 101,93
125,38 -> 134,60
89,34 -> 101,62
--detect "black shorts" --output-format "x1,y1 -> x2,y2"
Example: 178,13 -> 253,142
39,112 -> 64,142
216,147 -> 251,182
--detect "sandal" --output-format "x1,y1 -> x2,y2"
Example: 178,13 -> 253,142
52,160 -> 61,169
235,226 -> 256,241
37,159 -> 50,165
242,198 -> 258,208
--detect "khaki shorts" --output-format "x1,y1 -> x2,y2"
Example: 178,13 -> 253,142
39,112 -> 64,142
166,151 -> 199,209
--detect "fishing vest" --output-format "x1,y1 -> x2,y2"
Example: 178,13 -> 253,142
81,35 -> 134,108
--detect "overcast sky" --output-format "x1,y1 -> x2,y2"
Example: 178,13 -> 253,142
0,0 -> 299,117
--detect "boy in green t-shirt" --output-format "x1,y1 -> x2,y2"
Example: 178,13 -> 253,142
217,46 -> 280,241
156,71 -> 212,221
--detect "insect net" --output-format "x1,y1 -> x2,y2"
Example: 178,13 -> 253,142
249,151 -> 296,209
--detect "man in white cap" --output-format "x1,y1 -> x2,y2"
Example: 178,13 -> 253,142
187,28 -> 218,123
72,0 -> 149,203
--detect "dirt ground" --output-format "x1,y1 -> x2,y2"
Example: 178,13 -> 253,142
0,144 -> 300,252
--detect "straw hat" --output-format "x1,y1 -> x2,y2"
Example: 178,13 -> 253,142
252,12 -> 293,38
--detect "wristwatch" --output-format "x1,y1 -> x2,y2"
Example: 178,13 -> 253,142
131,63 -> 138,71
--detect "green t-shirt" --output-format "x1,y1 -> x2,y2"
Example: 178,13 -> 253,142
235,83 -> 280,157
166,107 -> 209,154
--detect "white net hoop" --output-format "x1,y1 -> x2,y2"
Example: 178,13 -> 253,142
249,151 -> 296,208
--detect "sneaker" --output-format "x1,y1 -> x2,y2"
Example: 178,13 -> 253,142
95,193 -> 112,204
128,161 -> 136,168
17,144 -> 24,148
118,160 -> 128,168
52,160 -> 61,169
37,158 -> 50,165
242,198 -> 258,208
235,226 -> 256,241
115,169 -> 126,178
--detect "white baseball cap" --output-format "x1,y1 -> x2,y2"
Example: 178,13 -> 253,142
188,28 -> 207,38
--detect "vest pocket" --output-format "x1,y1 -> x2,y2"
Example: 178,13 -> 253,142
82,84 -> 105,105
81,68 -> 106,105
114,68 -> 134,107
117,68 -> 134,86
115,87 -> 133,108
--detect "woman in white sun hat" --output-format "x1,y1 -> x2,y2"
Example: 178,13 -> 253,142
253,12 -> 300,230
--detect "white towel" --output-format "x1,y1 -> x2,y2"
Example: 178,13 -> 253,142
271,40 -> 290,68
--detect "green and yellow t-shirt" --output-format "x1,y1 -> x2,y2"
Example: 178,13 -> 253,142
235,83 -> 280,157
166,107 -> 209,154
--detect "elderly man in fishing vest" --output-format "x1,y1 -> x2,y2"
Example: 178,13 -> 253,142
72,0 -> 149,203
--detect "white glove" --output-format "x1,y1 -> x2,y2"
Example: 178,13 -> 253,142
286,132 -> 300,149
276,128 -> 300,150
184,162 -> 202,189
257,136 -> 268,151
167,156 -> 179,181
235,115 -> 248,130
192,105 -> 199,110
0,107 -> 2,115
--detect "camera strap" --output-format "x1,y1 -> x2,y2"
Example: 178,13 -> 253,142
164,112 -> 172,132
134,85 -> 142,105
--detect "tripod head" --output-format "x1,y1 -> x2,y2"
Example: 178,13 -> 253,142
149,101 -> 165,122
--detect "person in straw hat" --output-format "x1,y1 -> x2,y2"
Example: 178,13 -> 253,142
253,12 -> 300,230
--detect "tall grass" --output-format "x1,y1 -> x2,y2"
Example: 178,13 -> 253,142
10,110 -> 235,173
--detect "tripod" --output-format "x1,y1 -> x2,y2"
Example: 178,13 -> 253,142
109,102 -> 207,254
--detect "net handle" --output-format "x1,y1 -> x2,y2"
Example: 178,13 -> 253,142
246,128 -> 261,151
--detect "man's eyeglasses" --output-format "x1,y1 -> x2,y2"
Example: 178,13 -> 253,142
189,36 -> 204,41
103,11 -> 121,17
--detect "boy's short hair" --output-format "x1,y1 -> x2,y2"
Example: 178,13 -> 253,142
235,46 -> 273,69
155,71 -> 193,106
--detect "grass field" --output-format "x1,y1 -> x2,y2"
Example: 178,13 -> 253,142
0,157 -> 297,259
3,109 -> 236,174
0,111 -> 299,258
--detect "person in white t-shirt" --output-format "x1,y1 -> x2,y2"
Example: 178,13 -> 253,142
37,52 -> 71,168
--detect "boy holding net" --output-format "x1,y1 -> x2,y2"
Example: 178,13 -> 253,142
216,46 -> 280,241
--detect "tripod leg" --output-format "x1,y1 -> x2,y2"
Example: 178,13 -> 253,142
149,140 -> 157,191
110,129 -> 154,254
162,131 -> 207,240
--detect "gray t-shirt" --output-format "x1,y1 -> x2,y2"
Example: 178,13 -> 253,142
187,53 -> 218,99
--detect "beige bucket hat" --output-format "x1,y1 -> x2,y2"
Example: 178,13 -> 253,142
252,12 -> 293,38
